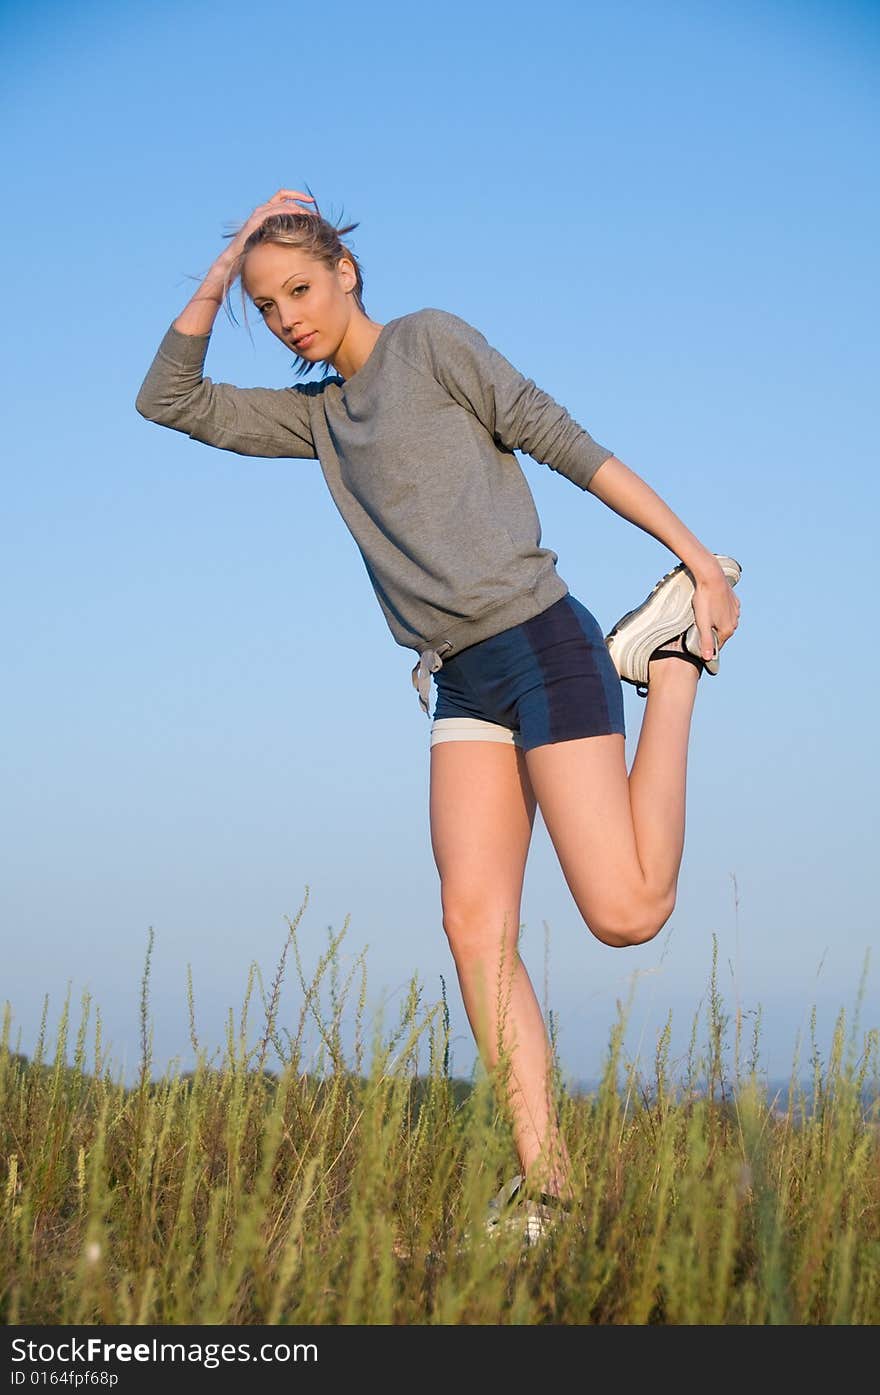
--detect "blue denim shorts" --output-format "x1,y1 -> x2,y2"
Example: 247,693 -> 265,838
429,593 -> 626,752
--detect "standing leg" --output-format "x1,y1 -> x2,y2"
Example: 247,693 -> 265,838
429,738 -> 574,1200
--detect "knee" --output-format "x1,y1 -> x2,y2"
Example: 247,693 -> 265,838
440,892 -> 520,960
586,890 -> 676,949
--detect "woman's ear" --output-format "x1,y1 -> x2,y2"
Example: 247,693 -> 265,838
336,255 -> 358,293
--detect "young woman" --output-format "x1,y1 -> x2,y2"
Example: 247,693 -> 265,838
136,188 -> 741,1238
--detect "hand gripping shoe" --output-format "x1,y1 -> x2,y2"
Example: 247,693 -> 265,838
605,555 -> 742,696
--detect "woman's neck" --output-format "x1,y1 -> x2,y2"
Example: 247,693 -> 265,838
332,314 -> 386,381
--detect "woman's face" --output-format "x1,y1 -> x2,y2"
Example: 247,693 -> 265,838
241,243 -> 356,364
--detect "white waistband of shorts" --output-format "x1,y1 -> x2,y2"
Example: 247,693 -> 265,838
430,717 -> 523,747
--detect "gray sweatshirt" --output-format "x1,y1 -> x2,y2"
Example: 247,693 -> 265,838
135,307 -> 614,713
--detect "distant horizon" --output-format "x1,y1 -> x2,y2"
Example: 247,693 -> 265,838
7,1035 -> 876,1108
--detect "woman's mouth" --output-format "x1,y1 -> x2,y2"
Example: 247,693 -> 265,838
292,331 -> 316,350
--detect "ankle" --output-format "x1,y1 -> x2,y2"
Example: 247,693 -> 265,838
526,1167 -> 575,1207
650,630 -> 685,657
648,630 -> 701,678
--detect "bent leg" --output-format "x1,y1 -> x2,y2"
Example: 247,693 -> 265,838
429,737 -> 573,1199
524,659 -> 699,947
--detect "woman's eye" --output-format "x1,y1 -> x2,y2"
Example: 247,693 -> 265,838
256,286 -> 306,313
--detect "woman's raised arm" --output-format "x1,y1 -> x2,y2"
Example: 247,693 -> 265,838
135,189 -> 323,459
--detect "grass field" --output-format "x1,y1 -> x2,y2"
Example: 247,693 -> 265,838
2,902 -> 878,1325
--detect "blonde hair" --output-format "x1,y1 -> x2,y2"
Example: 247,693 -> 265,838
221,195 -> 367,380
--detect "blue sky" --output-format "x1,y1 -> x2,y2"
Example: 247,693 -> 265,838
2,0 -> 878,1090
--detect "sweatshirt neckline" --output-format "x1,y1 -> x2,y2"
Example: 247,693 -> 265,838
336,316 -> 400,395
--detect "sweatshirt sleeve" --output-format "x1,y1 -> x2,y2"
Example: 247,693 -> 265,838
414,308 -> 614,491
135,322 -> 319,459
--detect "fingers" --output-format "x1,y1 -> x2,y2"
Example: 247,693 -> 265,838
694,611 -> 738,656
244,194 -> 318,229
220,189 -> 319,268
270,188 -> 316,201
234,191 -> 318,243
267,188 -> 318,213
701,615 -> 739,654
693,578 -> 741,656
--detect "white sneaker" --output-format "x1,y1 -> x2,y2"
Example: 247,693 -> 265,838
483,1174 -> 572,1247
483,1173 -> 524,1240
605,555 -> 742,694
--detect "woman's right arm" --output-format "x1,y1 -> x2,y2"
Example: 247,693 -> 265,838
135,189 -> 323,459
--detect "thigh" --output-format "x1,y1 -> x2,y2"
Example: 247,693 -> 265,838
429,739 -> 537,949
524,732 -> 646,935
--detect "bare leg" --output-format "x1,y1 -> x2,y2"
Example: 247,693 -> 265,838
627,655 -> 700,896
524,656 -> 700,947
429,739 -> 574,1200
428,655 -> 698,1197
